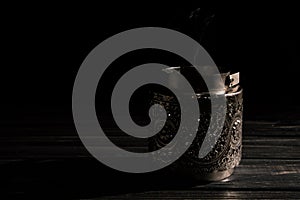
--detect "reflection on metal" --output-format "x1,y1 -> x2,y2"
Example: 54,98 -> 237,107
149,67 -> 243,181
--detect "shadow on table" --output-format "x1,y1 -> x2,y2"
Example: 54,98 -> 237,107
0,157 -> 210,199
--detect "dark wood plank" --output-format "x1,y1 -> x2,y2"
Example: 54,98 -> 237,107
1,120 -> 300,199
98,191 -> 300,199
96,159 -> 300,199
0,135 -> 299,160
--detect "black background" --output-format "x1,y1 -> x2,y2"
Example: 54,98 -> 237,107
1,4 -> 300,126
1,3 -> 300,198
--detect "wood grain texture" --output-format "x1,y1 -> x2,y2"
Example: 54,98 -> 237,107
0,120 -> 299,199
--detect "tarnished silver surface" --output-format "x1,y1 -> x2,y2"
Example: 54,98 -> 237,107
149,68 -> 243,181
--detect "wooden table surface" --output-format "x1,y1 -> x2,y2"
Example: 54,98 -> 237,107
0,115 -> 300,199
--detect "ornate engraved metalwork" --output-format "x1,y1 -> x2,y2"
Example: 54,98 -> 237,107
149,71 -> 243,181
